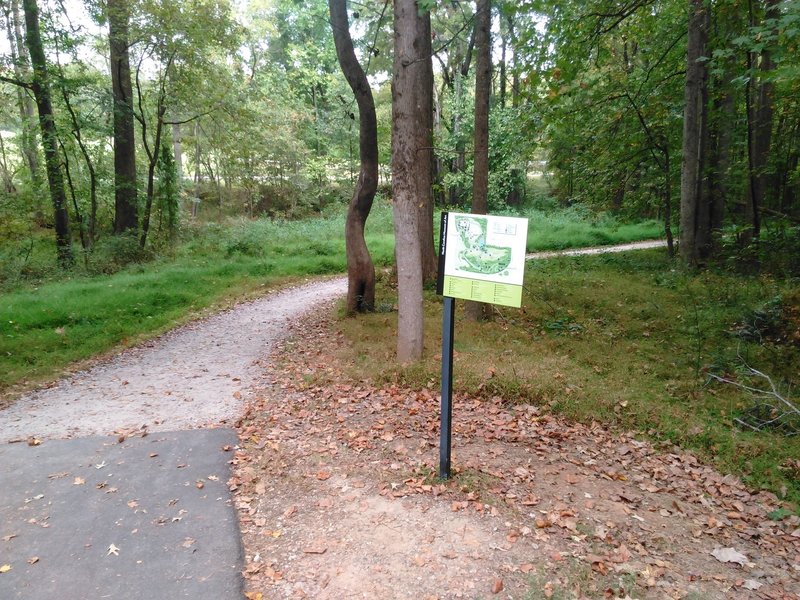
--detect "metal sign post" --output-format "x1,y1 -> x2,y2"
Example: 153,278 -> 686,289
439,295 -> 455,479
435,211 -> 528,481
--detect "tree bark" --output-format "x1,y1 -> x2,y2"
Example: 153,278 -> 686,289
679,0 -> 708,265
22,0 -> 73,268
416,9 -> 437,285
466,0 -> 492,321
0,133 -> 16,193
172,123 -> 184,183
392,0 -> 432,362
329,0 -> 377,314
6,0 -> 40,187
108,0 -> 138,234
60,76 -> 97,248
499,5 -> 507,108
748,0 -> 779,238
135,52 -> 173,249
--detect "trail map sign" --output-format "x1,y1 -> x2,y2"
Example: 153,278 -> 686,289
435,212 -> 529,479
437,212 -> 529,308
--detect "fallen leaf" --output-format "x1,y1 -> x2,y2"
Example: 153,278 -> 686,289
107,544 -> 120,556
491,579 -> 504,594
2,534 -> 17,542
27,437 -> 42,447
244,593 -> 263,600
27,557 -> 39,565
742,579 -> 763,590
181,538 -> 196,549
195,480 -> 205,489
0,564 -> 11,573
316,470 -> 331,481
711,547 -> 747,566
303,543 -> 327,554
73,477 -> 85,486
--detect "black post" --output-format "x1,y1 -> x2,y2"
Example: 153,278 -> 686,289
439,295 -> 455,479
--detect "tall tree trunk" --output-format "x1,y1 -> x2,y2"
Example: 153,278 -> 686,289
172,122 -> 184,183
448,27 -> 475,206
694,6 -> 712,260
22,0 -> 73,268
108,0 -> 138,234
392,0 -> 432,362
6,0 -> 40,188
59,77 -> 97,248
471,0 -> 491,214
708,76 -> 735,249
329,0 -> 377,314
466,0 -> 492,321
664,145 -> 675,257
508,14 -> 519,108
499,5 -> 507,108
0,133 -> 16,193
136,54 -> 173,249
417,10 -> 437,285
193,121 -> 202,184
748,0 -> 779,238
679,0 -> 708,265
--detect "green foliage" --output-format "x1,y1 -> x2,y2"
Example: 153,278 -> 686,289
519,205 -> 663,252
336,249 -> 800,505
717,223 -> 800,278
0,203 -> 396,391
155,142 -> 180,239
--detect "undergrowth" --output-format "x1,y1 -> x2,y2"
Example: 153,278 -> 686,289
333,250 -> 800,506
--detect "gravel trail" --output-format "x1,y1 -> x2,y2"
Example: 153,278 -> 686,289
0,278 -> 346,443
526,238 -> 666,260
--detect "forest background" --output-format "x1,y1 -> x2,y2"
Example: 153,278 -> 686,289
1,0 -> 799,505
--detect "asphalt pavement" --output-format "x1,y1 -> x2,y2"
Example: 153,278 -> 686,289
0,428 -> 243,599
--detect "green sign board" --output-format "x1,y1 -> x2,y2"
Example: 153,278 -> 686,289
437,212 -> 529,308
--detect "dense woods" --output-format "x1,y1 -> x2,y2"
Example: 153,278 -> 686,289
1,0 -> 799,295
1,0 -> 800,512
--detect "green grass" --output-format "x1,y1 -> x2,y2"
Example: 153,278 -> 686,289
0,201 -> 663,397
333,250 -> 800,506
520,206 -> 663,252
0,202 -> 396,394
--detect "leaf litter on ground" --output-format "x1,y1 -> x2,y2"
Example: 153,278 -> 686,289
232,303 -> 800,599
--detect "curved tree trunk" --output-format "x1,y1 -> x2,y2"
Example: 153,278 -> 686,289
22,0 -> 73,268
329,0 -> 377,314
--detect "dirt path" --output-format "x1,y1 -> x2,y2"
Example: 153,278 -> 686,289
234,307 -> 800,600
526,239 -> 667,260
3,240 -> 798,599
0,278 -> 345,443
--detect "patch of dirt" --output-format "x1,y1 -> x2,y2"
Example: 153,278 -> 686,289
0,278 -> 345,443
234,304 -> 800,600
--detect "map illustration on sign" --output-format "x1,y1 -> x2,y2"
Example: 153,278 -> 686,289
453,215 -> 513,275
437,212 -> 529,308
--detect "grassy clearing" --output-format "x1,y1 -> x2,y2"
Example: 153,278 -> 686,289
0,203 -> 396,394
520,206 -> 663,252
333,250 -> 800,505
0,202 -> 662,396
